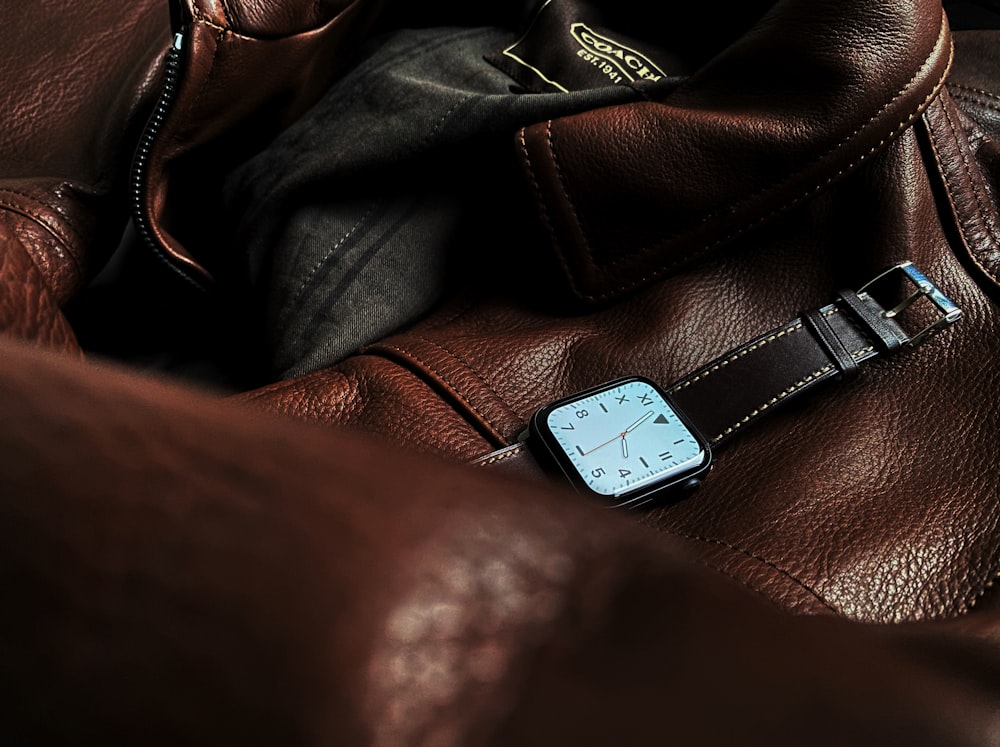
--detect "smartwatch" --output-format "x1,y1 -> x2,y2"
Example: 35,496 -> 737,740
472,262 -> 962,508
530,376 -> 711,508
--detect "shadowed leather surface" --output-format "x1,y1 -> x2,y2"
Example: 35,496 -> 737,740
2,334 -> 999,745
518,0 -> 953,303
3,0 -> 1000,743
139,0 -> 384,282
0,0 -> 383,347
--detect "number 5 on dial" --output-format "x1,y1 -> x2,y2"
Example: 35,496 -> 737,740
529,377 -> 712,508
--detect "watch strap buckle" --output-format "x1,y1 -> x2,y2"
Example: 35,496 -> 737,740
850,261 -> 963,348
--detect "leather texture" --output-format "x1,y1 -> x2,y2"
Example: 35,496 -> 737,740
3,0 -> 1000,743
2,333 -> 1000,746
518,0 -> 953,304
0,2 -> 169,350
238,0 -> 1000,625
471,285 -> 913,473
948,28 -> 1000,139
0,219 -> 82,356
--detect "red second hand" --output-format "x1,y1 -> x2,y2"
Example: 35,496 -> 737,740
582,431 -> 627,456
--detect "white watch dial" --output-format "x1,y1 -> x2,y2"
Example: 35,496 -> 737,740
544,379 -> 706,497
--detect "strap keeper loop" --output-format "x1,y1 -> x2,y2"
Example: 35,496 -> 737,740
836,288 -> 907,353
803,309 -> 860,380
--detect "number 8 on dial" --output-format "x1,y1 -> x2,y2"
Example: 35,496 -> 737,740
529,377 -> 712,508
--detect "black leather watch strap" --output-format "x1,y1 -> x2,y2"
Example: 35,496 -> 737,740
667,297 -> 876,449
471,262 -> 961,478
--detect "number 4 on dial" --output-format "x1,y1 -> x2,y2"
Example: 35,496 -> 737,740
530,377 -> 712,507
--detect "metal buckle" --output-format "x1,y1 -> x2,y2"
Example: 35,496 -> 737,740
855,261 -> 963,346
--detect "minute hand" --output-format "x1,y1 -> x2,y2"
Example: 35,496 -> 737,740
624,411 -> 654,433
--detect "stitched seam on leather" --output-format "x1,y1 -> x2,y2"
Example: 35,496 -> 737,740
568,23 -> 954,302
660,528 -> 840,613
0,190 -> 82,251
547,118 -> 595,283
188,6 -> 255,40
924,98 -> 1000,285
941,93 -> 1000,245
949,82 -> 1000,110
218,0 -> 235,29
520,124 -> 586,298
669,29 -> 953,245
415,334 -> 524,424
690,17 -> 952,231
924,104 -> 979,268
0,192 -> 85,279
373,341 -> 509,445
628,84 -> 952,300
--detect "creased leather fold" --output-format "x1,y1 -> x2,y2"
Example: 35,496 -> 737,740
518,0 -> 954,303
0,219 -> 83,356
0,2 -> 169,348
3,332 -> 1000,745
139,0 -> 383,283
924,86 -> 1000,291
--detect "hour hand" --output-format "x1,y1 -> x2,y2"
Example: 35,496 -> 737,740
582,433 -> 623,456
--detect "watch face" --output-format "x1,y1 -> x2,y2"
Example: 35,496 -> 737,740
531,377 -> 710,506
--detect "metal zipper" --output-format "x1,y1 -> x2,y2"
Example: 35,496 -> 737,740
129,30 -> 207,289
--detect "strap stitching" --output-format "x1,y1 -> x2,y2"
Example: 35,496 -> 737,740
709,363 -> 836,443
473,443 -> 527,468
670,308 -> 873,443
670,319 -> 809,394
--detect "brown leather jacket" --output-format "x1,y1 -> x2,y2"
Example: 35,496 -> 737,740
1,0 -> 999,744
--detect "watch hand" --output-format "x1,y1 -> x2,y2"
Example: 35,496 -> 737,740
581,433 -> 624,456
583,411 -> 655,456
621,435 -> 628,459
624,411 -> 654,433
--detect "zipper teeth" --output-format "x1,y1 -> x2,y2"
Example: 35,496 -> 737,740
130,33 -> 207,290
